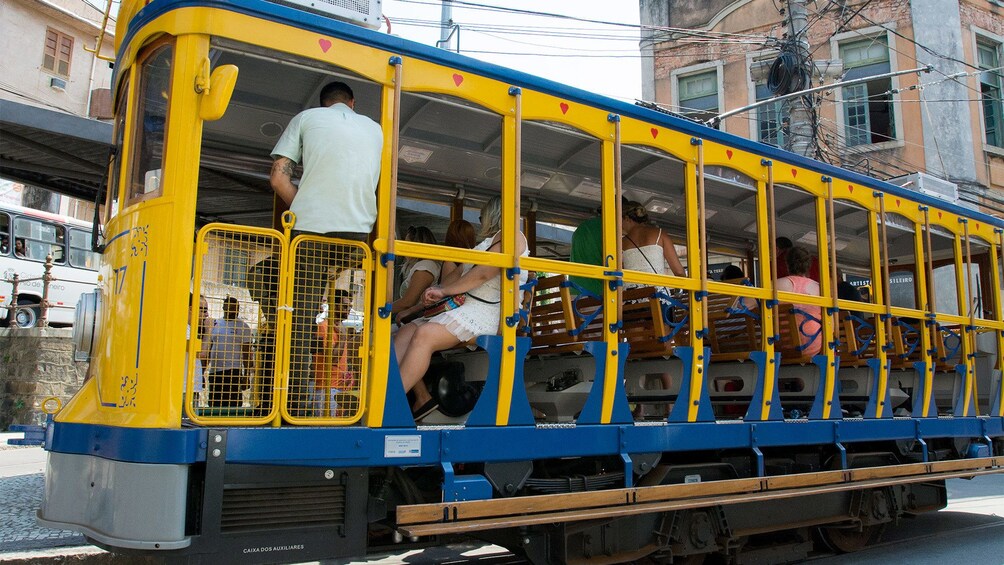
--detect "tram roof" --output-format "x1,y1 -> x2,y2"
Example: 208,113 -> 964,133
124,0 -> 1004,230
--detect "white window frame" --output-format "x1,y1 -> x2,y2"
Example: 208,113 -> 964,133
972,27 -> 1004,157
830,25 -> 904,151
671,61 -> 725,122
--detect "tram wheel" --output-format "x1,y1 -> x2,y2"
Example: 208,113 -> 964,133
817,523 -> 885,554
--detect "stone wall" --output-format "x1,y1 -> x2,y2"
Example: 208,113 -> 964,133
0,328 -> 88,430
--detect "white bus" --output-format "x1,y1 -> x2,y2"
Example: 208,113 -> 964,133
0,203 -> 99,327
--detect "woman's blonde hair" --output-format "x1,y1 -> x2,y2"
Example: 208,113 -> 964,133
478,196 -> 502,239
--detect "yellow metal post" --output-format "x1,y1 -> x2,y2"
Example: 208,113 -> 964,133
867,209 -> 890,417
992,230 -> 1004,416
815,181 -> 836,419
755,162 -> 778,420
684,141 -> 707,422
599,117 -> 623,424
366,57 -> 402,428
495,88 -> 521,425
913,216 -> 935,417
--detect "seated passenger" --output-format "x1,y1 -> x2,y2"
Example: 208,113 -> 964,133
392,226 -> 441,318
621,201 -> 686,285
440,219 -> 477,285
14,238 -> 26,258
776,247 -> 821,356
394,197 -> 528,420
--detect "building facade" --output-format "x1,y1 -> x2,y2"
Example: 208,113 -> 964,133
639,0 -> 1004,215
0,0 -> 115,218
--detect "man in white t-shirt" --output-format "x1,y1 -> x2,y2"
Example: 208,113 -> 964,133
269,81 -> 382,416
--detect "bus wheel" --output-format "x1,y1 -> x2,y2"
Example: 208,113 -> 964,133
14,298 -> 39,328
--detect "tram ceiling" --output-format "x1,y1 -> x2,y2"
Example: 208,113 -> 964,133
0,99 -> 111,203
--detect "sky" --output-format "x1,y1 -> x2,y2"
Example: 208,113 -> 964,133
85,0 -> 644,101
379,0 -> 644,102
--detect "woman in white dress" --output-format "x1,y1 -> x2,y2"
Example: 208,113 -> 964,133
391,226 -> 441,320
622,200 -> 686,281
394,197 -> 529,419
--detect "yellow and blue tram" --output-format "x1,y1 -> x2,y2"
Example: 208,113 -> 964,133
38,0 -> 1003,562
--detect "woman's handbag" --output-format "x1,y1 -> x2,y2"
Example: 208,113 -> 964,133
399,294 -> 466,325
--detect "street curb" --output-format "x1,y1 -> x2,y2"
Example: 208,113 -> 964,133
0,546 -> 165,564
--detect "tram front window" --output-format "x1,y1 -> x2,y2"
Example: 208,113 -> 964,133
129,42 -> 173,204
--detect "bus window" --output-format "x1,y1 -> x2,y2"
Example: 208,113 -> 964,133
13,217 -> 66,264
0,212 -> 9,254
128,42 -> 173,204
69,229 -> 99,270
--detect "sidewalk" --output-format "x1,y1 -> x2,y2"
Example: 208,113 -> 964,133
0,432 -> 107,564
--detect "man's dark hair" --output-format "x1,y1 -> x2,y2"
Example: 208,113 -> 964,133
320,81 -> 354,106
776,236 -> 793,250
223,296 -> 240,320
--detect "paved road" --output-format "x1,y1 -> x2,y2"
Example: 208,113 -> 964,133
2,433 -> 1002,564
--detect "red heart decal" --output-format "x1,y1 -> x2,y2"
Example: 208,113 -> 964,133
895,199 -> 901,207
726,149 -> 733,160
791,168 -> 797,177
559,102 -> 569,115
937,211 -> 942,219
847,184 -> 854,193
452,73 -> 464,86
975,223 -> 980,230
650,128 -> 658,139
318,38 -> 332,53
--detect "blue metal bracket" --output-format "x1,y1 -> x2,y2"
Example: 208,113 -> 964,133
381,342 -> 418,428
691,137 -> 703,146
577,341 -> 633,425
695,290 -> 708,300
915,426 -> 929,462
835,441 -> 848,469
378,303 -> 393,319
744,351 -> 784,421
990,370 -> 1002,416
388,56 -> 402,65
466,335 -> 534,427
607,113 -> 621,123
668,346 -> 715,423
912,361 -> 938,418
761,159 -> 772,166
809,354 -> 842,420
508,86 -> 521,96
953,363 -> 977,417
380,252 -> 396,267
505,267 -> 521,280
620,452 -> 634,488
863,358 -> 893,419
751,427 -> 765,477
765,299 -> 778,308
441,463 -> 494,502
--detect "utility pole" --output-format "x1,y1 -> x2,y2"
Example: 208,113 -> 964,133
438,0 -> 455,51
785,0 -> 814,157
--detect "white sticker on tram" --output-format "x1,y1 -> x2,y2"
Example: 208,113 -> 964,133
384,435 -> 422,458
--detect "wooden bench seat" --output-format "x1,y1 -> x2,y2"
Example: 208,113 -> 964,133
525,275 -> 678,359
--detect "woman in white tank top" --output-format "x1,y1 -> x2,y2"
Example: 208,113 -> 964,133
622,201 -> 686,282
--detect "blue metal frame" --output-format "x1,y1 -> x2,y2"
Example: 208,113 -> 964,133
46,417 -> 1004,467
